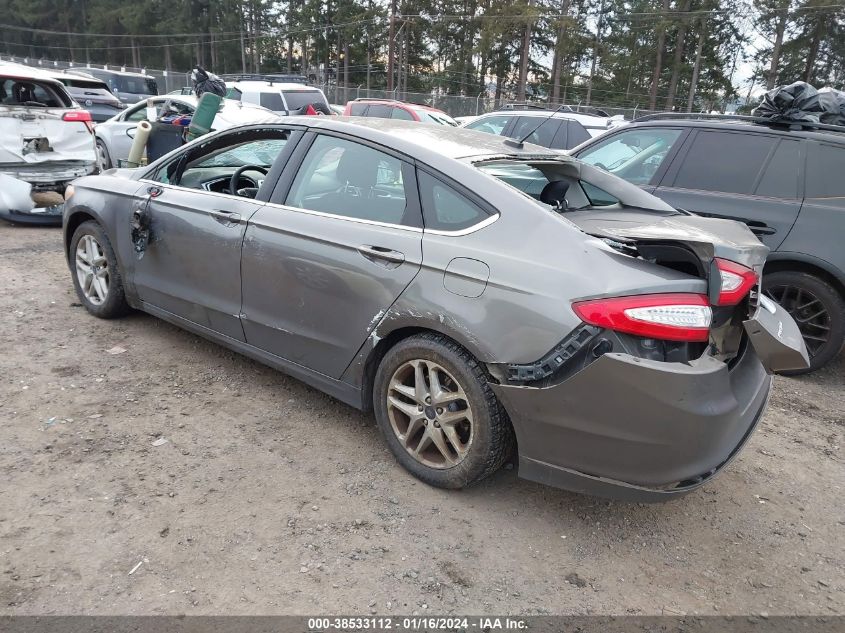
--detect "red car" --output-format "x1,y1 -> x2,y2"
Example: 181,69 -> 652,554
343,99 -> 457,126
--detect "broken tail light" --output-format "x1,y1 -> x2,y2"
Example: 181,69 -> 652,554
572,293 -> 712,342
63,110 -> 94,133
715,258 -> 758,306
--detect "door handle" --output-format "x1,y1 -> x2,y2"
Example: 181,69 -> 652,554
357,245 -> 405,264
210,209 -> 242,225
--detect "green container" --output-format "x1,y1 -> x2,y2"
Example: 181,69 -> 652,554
187,92 -> 223,141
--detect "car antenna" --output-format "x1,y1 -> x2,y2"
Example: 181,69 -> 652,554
503,104 -> 567,149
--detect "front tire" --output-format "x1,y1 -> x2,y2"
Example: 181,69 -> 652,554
763,270 -> 845,374
96,139 -> 112,171
70,221 -> 130,319
373,333 -> 514,489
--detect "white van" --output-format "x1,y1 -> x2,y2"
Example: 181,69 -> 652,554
225,80 -> 331,115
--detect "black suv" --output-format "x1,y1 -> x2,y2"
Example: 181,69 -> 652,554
572,114 -> 845,373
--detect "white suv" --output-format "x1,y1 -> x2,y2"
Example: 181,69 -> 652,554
225,80 -> 331,115
0,63 -> 97,225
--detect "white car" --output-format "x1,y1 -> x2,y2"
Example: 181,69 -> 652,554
461,107 -> 628,145
0,63 -> 97,225
94,95 -> 280,170
225,80 -> 331,115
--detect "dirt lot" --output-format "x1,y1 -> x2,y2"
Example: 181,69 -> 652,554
0,221 -> 843,616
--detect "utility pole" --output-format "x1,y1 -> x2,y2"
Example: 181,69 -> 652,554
585,0 -> 605,106
387,0 -> 397,91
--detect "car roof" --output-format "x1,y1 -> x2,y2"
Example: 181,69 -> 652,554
226,81 -> 322,92
624,116 -> 845,145
297,116 -> 562,161
0,62 -> 67,86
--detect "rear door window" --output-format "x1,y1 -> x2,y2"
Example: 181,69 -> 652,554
349,102 -> 368,115
672,130 -> 776,194
260,92 -> 285,111
282,90 -> 327,111
806,143 -> 845,198
755,139 -> 802,199
365,104 -> 391,118
390,106 -> 414,120
510,117 -> 560,147
577,127 -> 683,185
567,120 -> 591,147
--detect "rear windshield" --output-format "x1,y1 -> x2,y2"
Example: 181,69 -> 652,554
60,77 -> 108,90
476,160 -> 620,209
0,77 -> 72,108
282,90 -> 328,111
116,76 -> 158,95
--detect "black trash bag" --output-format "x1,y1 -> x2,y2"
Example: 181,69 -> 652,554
190,66 -> 227,99
753,81 -> 822,123
817,87 -> 845,126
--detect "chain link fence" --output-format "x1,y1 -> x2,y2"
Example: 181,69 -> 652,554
2,53 -> 666,120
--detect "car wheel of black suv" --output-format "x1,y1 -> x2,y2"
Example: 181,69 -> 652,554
763,270 -> 845,375
70,221 -> 130,319
373,333 -> 515,489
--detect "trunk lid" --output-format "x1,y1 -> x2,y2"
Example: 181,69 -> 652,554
567,208 -> 808,373
0,107 -> 96,166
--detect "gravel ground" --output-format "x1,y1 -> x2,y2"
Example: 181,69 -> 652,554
0,221 -> 843,616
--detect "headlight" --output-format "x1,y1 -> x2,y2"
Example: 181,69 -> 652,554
64,185 -> 75,200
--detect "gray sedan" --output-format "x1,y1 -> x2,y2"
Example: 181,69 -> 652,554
62,118 -> 807,501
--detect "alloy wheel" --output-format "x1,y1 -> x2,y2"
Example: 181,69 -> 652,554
386,359 -> 474,469
75,234 -> 110,305
764,284 -> 830,357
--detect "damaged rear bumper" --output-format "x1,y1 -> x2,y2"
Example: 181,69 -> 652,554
491,343 -> 771,502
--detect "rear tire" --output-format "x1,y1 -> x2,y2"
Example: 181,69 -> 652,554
69,221 -> 130,319
763,270 -> 845,374
373,333 -> 514,489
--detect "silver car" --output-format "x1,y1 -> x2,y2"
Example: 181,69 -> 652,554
94,95 -> 280,170
62,118 -> 808,501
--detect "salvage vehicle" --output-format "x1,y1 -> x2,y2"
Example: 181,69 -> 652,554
67,68 -> 158,104
0,63 -> 97,225
571,113 -> 845,373
62,118 -> 807,501
48,70 -> 125,122
225,79 -> 331,116
94,95 -> 280,170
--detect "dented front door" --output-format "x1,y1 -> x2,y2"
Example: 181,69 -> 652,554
130,182 -> 261,342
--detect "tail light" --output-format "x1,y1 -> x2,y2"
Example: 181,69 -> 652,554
572,293 -> 712,342
715,258 -> 758,306
63,110 -> 94,133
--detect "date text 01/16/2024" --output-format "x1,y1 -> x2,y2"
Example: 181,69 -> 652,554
307,617 -> 528,630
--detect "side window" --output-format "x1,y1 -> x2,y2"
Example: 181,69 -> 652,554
365,104 -> 391,118
672,131 -> 776,194
125,104 -> 148,122
159,132 -> 289,191
550,122 -> 569,150
286,135 -> 411,226
756,139 -> 801,199
577,128 -> 682,185
349,102 -> 368,115
418,171 -> 490,231
567,120 -> 591,148
806,143 -> 845,198
391,106 -> 414,120
464,115 -> 512,136
260,92 -> 284,111
509,117 -> 560,147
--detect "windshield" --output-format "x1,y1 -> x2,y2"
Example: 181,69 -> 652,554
476,160 -> 620,210
413,108 -> 457,126
195,139 -> 288,168
282,90 -> 328,111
